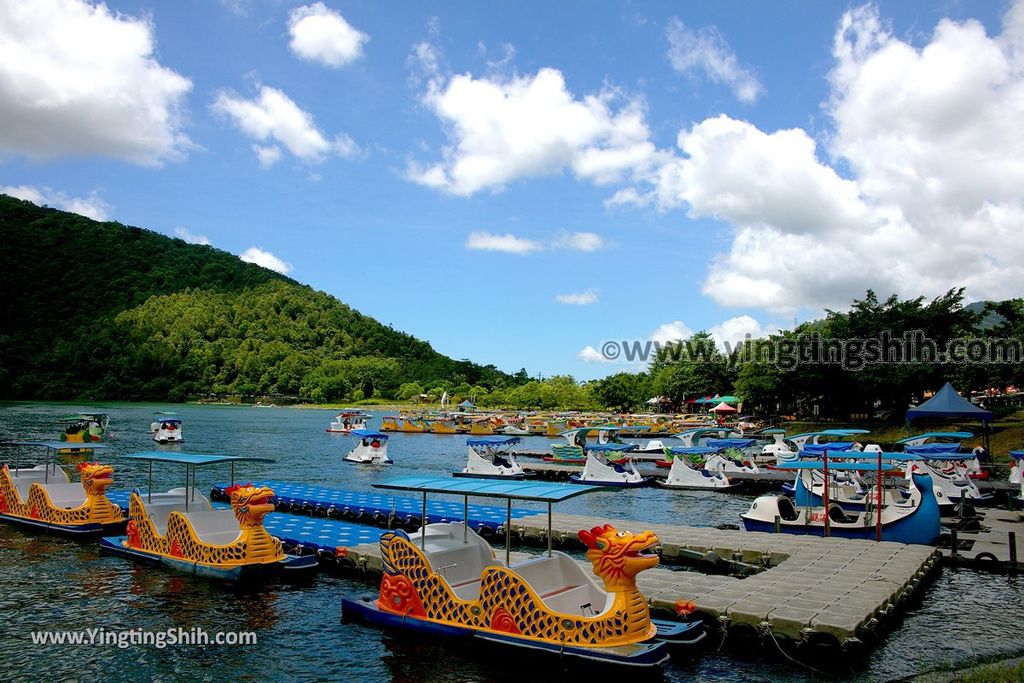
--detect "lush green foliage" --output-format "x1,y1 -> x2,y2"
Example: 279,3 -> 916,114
0,195 -> 511,401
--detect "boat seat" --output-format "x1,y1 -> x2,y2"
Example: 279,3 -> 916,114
828,504 -> 857,524
35,483 -> 87,509
776,496 -> 800,521
179,510 -> 241,545
8,467 -> 68,501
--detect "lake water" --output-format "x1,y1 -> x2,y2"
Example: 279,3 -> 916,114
1,402 -> 1021,682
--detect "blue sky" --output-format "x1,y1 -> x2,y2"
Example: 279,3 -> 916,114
0,0 -> 1018,380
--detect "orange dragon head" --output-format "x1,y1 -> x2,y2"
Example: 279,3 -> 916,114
76,462 -> 115,496
226,483 -> 275,529
578,524 -> 660,592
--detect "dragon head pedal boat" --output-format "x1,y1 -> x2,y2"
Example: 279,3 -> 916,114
0,442 -> 125,536
341,476 -> 704,668
99,451 -> 315,581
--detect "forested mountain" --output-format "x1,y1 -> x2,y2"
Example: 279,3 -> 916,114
0,195 -> 513,401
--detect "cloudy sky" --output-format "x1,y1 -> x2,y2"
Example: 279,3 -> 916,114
0,0 -> 1019,379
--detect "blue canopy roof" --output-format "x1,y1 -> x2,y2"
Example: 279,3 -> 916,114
762,429 -> 787,434
668,446 -> 716,455
0,441 -> 107,451
907,382 -> 993,422
350,430 -> 388,440
1010,450 -> 1024,459
776,461 -> 898,472
586,442 -> 637,452
800,442 -> 856,453
157,418 -> 182,424
905,443 -> 961,455
119,452 -> 274,465
895,431 -> 974,444
373,476 -> 608,502
466,436 -> 521,448
819,429 -> 871,436
671,428 -> 726,439
705,438 -> 755,449
458,400 -> 476,407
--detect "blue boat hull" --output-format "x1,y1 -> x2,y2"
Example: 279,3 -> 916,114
742,473 -> 941,545
340,594 -> 672,668
0,512 -> 126,538
99,536 -> 317,582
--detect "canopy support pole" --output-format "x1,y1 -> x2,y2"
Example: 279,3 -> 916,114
505,498 -> 512,567
184,465 -> 189,513
230,462 -> 235,487
421,491 -> 427,550
547,502 -> 553,558
44,446 -> 50,484
876,449 -> 883,542
822,450 -> 830,538
463,495 -> 468,544
148,461 -> 153,504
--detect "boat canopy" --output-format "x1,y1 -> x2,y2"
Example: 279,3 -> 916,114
585,442 -> 637,453
894,432 -> 973,444
820,429 -> 870,436
762,429 -> 787,434
800,442 -> 857,454
775,461 -> 899,472
705,438 -> 755,449
0,441 -> 108,451
880,451 -> 976,462
350,430 -> 388,440
466,436 -> 521,448
904,443 -> 961,455
374,475 -> 608,502
119,452 -> 275,465
1010,450 -> 1024,460
667,446 -> 717,455
671,428 -> 725,439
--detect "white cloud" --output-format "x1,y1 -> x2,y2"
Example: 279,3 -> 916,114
578,345 -> 614,363
617,3 -> 1024,314
239,246 -> 292,274
407,66 -> 659,195
174,227 -> 210,245
555,289 -> 599,305
0,0 -> 192,165
288,3 -> 368,68
212,85 -> 360,164
552,231 -> 605,251
650,321 -> 694,345
666,17 -> 763,103
2,184 -> 109,220
708,315 -> 778,350
465,231 -> 543,254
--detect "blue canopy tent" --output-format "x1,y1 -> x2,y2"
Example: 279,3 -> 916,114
907,382 -> 992,456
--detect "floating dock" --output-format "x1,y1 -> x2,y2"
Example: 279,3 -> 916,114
210,480 -> 532,531
940,507 -> 1024,571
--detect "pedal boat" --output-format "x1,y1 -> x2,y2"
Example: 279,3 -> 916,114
454,437 -> 532,479
153,415 -> 184,444
341,476 -> 703,668
0,441 -> 125,536
99,451 -> 316,581
544,426 -> 626,464
344,430 -> 392,464
742,461 -> 941,545
326,411 -> 370,433
569,443 -> 652,487
658,446 -> 742,491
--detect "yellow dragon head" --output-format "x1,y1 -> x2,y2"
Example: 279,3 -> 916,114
578,524 -> 660,592
226,483 -> 275,529
76,462 -> 115,496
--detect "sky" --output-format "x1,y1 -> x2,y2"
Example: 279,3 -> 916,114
0,0 -> 1020,380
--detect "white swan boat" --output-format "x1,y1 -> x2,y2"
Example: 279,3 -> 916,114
658,446 -> 741,491
454,437 -> 530,480
569,443 -> 651,487
344,430 -> 392,464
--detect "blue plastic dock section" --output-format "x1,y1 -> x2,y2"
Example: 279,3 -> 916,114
211,480 -> 533,529
106,489 -> 385,553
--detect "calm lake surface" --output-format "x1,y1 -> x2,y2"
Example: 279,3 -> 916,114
1,402 -> 1021,682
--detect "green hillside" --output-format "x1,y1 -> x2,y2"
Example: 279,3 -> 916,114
0,195 -> 513,401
